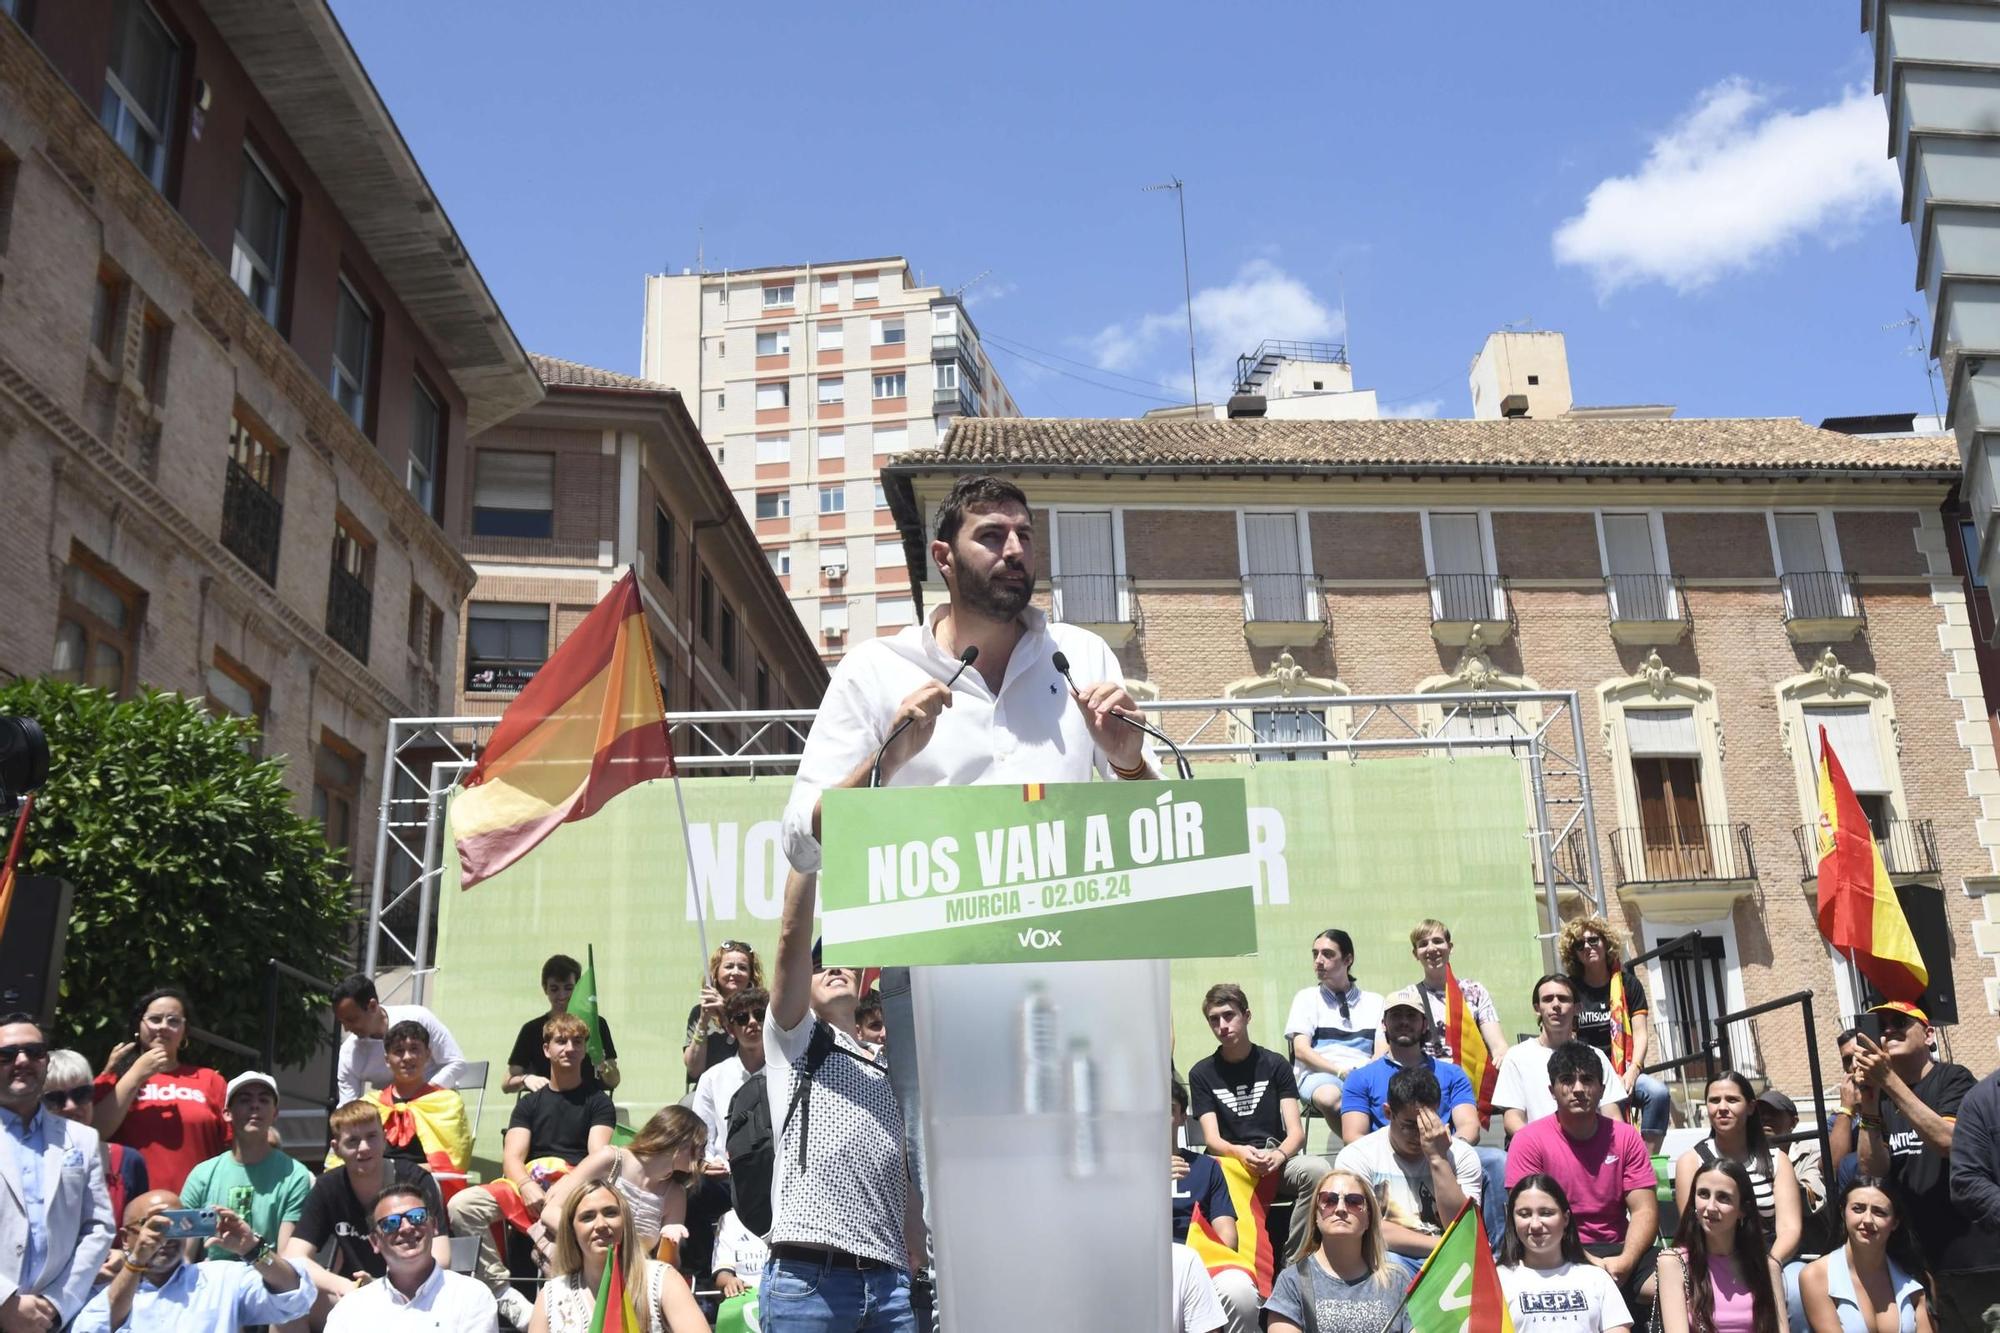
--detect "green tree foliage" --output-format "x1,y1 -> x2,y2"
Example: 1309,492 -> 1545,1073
0,679 -> 353,1070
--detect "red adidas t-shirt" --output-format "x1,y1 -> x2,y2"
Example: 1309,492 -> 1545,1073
93,1063 -> 230,1194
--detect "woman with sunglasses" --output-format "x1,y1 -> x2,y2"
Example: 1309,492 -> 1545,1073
683,940 -> 763,1084
1797,1178 -> 1930,1333
1262,1168 -> 1409,1333
1498,1174 -> 1632,1333
530,1177 -> 708,1333
46,1048 -> 149,1220
90,986 -> 228,1193
1657,1158 -> 1784,1333
1560,917 -> 1668,1152
535,1105 -> 708,1266
1672,1072 -> 1802,1263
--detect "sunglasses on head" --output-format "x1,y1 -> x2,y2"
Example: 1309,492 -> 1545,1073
720,941 -> 753,955
1316,1191 -> 1369,1212
374,1207 -> 431,1236
0,1043 -> 48,1064
42,1085 -> 91,1110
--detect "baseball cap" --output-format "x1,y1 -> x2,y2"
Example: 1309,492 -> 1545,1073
1868,1000 -> 1929,1025
1383,986 -> 1427,1015
1755,1089 -> 1796,1117
225,1070 -> 279,1104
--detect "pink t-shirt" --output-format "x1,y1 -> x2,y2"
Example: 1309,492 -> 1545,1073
1504,1113 -> 1656,1245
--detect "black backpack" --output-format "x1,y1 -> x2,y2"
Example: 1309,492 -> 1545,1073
725,1020 -> 885,1237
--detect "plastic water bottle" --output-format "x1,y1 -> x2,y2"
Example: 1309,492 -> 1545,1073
1019,982 -> 1061,1114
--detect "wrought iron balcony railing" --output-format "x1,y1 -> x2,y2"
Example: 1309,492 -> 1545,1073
1051,573 -> 1137,626
1779,570 -> 1864,627
1792,817 -> 1938,879
1605,574 -> 1689,626
1242,573 -> 1322,623
220,458 -> 282,586
1428,572 -> 1512,625
326,566 -> 373,664
1608,823 -> 1757,884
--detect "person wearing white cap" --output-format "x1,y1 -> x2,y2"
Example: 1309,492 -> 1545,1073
178,1072 -> 311,1262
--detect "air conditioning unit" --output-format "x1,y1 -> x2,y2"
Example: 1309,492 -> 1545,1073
822,561 -> 847,581
824,626 -> 846,644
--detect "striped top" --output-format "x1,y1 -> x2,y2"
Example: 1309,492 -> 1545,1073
1693,1139 -> 1778,1237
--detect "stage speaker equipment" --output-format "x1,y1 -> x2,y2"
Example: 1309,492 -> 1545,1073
1894,881 -> 1957,1027
0,877 -> 73,1026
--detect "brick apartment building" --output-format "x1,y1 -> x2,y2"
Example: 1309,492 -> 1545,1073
0,2 -> 542,886
455,355 -> 827,733
884,401 -> 2000,1089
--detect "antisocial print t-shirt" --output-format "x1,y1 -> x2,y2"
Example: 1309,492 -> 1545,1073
1879,1060 -> 1996,1271
1189,1045 -> 1296,1150
1499,1261 -> 1633,1333
1572,973 -> 1648,1056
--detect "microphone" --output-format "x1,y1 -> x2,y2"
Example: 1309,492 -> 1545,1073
1051,650 -> 1192,780
870,646 -> 978,788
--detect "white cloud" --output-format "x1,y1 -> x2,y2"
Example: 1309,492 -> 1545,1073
1552,79 -> 1898,295
1380,398 -> 1443,420
1089,259 -> 1342,394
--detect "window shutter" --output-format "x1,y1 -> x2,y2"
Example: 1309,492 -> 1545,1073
1429,513 -> 1486,574
1625,707 -> 1700,757
1774,513 -> 1827,574
1602,514 -> 1658,576
473,453 -> 553,510
1806,705 -> 1890,793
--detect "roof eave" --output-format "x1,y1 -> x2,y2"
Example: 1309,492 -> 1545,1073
883,458 -> 1958,484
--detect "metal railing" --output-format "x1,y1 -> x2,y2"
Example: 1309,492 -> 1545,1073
220,458 -> 282,585
1779,570 -> 1865,625
1428,572 -> 1512,625
1233,339 -> 1348,392
1242,572 -> 1321,623
326,565 -> 372,663
1641,985 -> 1829,1176
1051,573 -> 1135,626
1791,817 -> 1939,879
1608,822 -> 1757,883
1604,573 -> 1687,625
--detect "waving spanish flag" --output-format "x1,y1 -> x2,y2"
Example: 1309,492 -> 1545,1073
1815,726 -> 1928,1002
1186,1153 -> 1279,1299
453,570 -> 673,887
589,1244 -> 645,1333
1443,965 -> 1498,1127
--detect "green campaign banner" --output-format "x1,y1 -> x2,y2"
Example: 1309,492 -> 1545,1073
818,778 -> 1255,965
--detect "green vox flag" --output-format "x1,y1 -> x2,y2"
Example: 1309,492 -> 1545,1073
574,943 -> 606,1067
713,1289 -> 760,1333
819,777 -> 1256,965
1401,1202 -> 1515,1333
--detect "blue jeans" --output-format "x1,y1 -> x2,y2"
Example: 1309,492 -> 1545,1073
1627,1073 -> 1671,1138
1476,1145 -> 1508,1253
760,1255 -> 917,1333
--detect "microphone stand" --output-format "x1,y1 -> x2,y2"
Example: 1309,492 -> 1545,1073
870,646 -> 978,788
1051,651 -> 1193,780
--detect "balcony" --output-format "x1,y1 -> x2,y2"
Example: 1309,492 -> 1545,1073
1427,573 -> 1514,646
1792,818 -> 1939,881
220,458 -> 283,586
1604,574 -> 1689,645
1241,573 -> 1325,648
1052,573 -> 1138,647
1779,570 -> 1865,643
326,566 -> 373,664
932,380 -> 978,418
1609,823 -> 1758,921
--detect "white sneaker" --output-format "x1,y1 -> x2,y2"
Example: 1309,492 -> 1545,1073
497,1287 -> 534,1330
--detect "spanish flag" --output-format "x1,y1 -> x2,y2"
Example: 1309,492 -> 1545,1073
0,793 -> 30,937
1443,965 -> 1498,1127
454,570 -> 673,887
1815,726 -> 1928,1003
1186,1153 -> 1279,1299
589,1243 -> 645,1333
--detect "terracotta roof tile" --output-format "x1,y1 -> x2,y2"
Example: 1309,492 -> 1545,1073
917,416 -> 1956,477
531,354 -> 672,393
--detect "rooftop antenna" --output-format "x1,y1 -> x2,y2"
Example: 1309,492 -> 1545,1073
1143,176 -> 1199,409
953,269 -> 992,300
1501,316 -> 1535,332
696,226 -> 705,275
1884,310 -> 1943,421
1338,270 -> 1350,364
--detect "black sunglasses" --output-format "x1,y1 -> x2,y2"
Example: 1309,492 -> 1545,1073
0,1044 -> 48,1064
42,1086 -> 91,1110
374,1207 -> 431,1235
727,1011 -> 763,1028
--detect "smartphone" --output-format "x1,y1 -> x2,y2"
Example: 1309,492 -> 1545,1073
156,1208 -> 219,1240
1857,1013 -> 1885,1045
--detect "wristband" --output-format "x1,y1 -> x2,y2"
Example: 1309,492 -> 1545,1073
124,1256 -> 153,1273
1111,756 -> 1148,779
1836,1106 -> 1854,1119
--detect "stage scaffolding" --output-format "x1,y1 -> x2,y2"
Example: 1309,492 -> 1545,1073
364,690 -> 1604,1004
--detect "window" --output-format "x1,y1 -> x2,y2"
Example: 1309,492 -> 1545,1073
876,539 -> 903,568
756,434 -> 790,465
51,549 -> 141,696
822,603 -> 850,635
756,328 -> 792,356
756,661 -> 771,711
408,378 -> 442,515
756,381 -> 790,410
406,586 -> 442,668
818,377 -> 845,405
817,322 -> 844,352
872,317 -> 906,346
768,548 -> 791,577
1772,510 -> 1858,620
471,451 -> 555,538
99,0 -> 178,187
820,484 -> 845,514
1243,512 -> 1308,621
878,596 -> 915,626
720,605 -> 738,672
1601,512 -> 1676,620
654,505 -> 675,586
873,426 -> 907,454
699,572 -> 716,644
1057,510 -> 1119,622
466,603 -> 549,692
136,304 -> 170,404
818,431 -> 846,460
312,729 -> 362,864
873,372 -> 906,399
0,151 -> 18,255
1773,511 -> 1832,573
327,518 -> 374,663
222,412 -> 284,584
1425,510 -> 1498,620
853,274 -> 879,300
231,147 -> 287,323
1626,708 -> 1710,877
935,361 -> 959,390
1251,708 -> 1329,762
205,651 -> 268,752
331,277 -> 373,428
91,266 -> 126,362
819,277 -> 841,305
933,305 -> 958,336
1961,520 -> 1986,590
1806,705 -> 1893,837
763,283 -> 795,307
755,491 -> 790,520
716,392 -> 725,413
1527,375 -> 1540,386
873,482 -> 887,510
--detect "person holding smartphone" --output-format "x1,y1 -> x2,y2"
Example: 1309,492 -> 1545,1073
74,1191 -> 313,1333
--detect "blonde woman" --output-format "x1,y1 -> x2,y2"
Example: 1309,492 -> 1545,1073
536,1106 -> 706,1263
682,940 -> 763,1082
530,1178 -> 708,1333
1559,915 -> 1668,1150
1261,1168 -> 1409,1333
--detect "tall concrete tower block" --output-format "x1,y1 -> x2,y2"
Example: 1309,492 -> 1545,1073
1469,331 -> 1575,420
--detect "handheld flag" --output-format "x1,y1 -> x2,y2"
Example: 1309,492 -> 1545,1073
1185,1154 -> 1281,1299
714,1288 -> 761,1333
588,1243 -> 644,1333
0,792 -> 30,938
1814,726 -> 1928,1002
1399,1200 -> 1514,1333
575,944 -> 606,1067
1443,965 -> 1497,1127
453,570 -> 673,887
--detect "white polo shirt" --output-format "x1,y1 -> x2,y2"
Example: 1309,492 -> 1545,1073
782,605 -> 1152,872
323,1261 -> 497,1333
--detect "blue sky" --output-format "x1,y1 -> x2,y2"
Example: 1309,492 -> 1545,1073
331,3 -> 1935,424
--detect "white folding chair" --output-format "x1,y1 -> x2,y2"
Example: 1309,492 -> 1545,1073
441,1059 -> 490,1138
447,1234 -> 481,1274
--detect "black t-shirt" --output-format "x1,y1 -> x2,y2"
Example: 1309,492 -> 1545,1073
509,1013 -> 618,1087
1572,972 -> 1648,1053
1880,1060 -> 1991,1271
1189,1044 -> 1298,1150
507,1083 -> 617,1163
683,1003 -> 736,1086
293,1159 -> 441,1279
